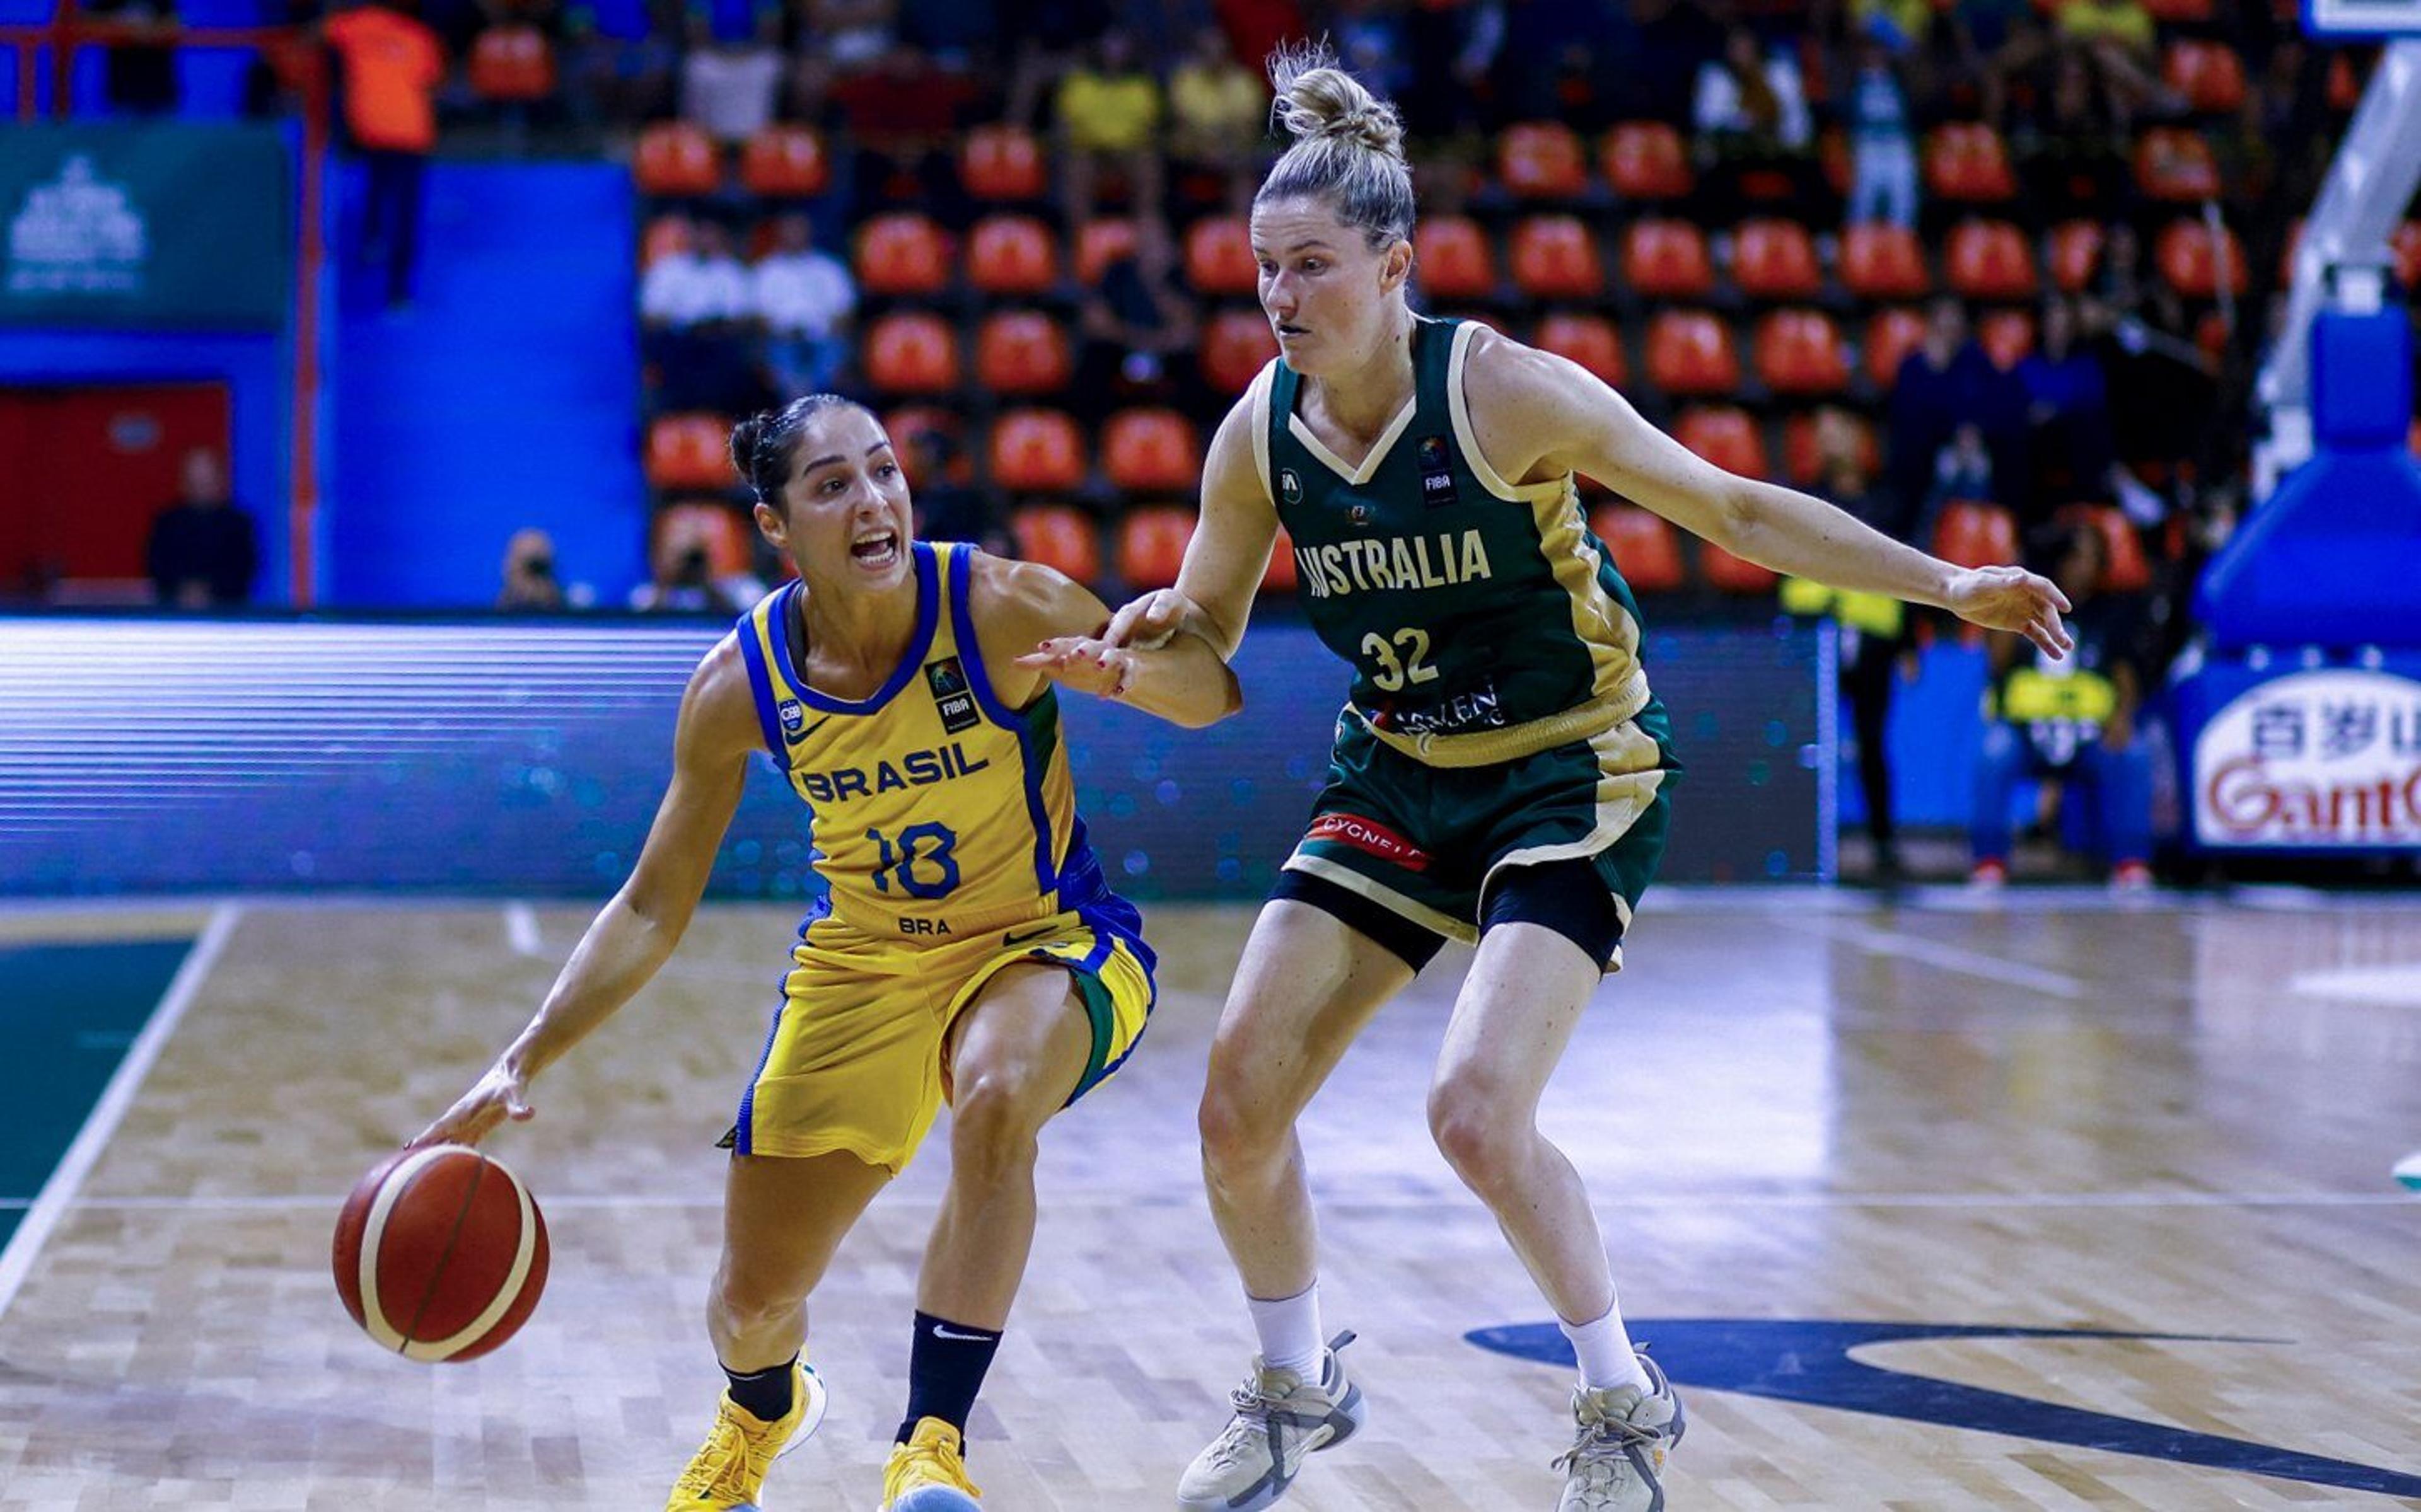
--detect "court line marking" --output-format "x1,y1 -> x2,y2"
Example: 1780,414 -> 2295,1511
1784,916 -> 2088,1000
502,901 -> 543,957
0,903 -> 241,1325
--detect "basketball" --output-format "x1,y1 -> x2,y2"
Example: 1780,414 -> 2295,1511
332,1143 -> 549,1363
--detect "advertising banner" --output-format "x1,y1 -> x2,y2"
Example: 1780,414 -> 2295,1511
2192,668 -> 2421,848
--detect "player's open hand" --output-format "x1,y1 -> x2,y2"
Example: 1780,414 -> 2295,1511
1018,636 -> 1135,700
1103,589 -> 1193,651
411,1058 -> 534,1149
1946,565 -> 2074,660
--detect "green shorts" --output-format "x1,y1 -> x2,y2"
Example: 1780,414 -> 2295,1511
1280,700 -> 1681,971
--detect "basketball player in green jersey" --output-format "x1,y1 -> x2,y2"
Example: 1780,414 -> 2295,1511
1041,43 -> 2072,1512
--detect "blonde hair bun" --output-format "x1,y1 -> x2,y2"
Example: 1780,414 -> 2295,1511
1269,41 -> 1406,164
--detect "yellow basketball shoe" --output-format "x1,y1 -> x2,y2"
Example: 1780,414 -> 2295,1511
881,1417 -> 983,1511
665,1360 -> 828,1511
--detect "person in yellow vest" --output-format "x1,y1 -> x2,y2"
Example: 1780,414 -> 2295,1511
414,395 -> 1238,1512
1971,522 -> 2154,888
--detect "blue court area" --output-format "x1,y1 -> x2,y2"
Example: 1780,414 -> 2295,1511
0,938 -> 194,1250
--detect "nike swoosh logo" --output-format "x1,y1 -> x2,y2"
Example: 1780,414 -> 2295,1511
784,715 -> 833,746
1002,925 -> 1060,948
930,1325 -> 996,1342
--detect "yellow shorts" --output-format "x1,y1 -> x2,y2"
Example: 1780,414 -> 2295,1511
725,899 -> 1156,1174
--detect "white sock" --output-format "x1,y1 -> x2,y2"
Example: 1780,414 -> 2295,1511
1560,1303 -> 1649,1394
1245,1283 -> 1323,1379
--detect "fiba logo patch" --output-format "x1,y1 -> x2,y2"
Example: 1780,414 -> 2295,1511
1279,467 -> 1303,505
1417,435 -> 1458,507
925,657 -> 979,734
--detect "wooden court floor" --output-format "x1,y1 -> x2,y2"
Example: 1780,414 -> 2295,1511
1,891 -> 2417,1510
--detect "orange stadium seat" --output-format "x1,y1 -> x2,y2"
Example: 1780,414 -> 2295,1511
975,311 -> 1072,396
1674,405 -> 1767,477
646,413 -> 733,490
1102,408 -> 1201,492
2134,127 -> 2221,203
1781,408 -> 1879,486
1646,311 -> 1741,396
1932,500 -> 2018,568
1200,308 -> 1279,392
1498,121 -> 1590,199
1075,219 -> 1139,284
854,213 -> 951,296
1185,216 -> 1258,296
1864,307 -> 1928,389
1509,216 -> 1605,298
1946,219 -> 2038,299
2166,40 -> 2247,113
641,213 -> 693,269
468,25 -> 554,101
968,214 -> 1060,296
1262,525 -> 1298,594
1601,122 -> 1693,201
1586,504 -> 1685,594
862,312 -> 961,396
1535,311 -> 1626,386
1699,543 -> 1777,594
990,410 -> 1087,493
1415,216 -> 1499,302
2048,219 -> 2106,293
1622,219 -> 1713,299
740,124 -> 830,198
1755,309 -> 1849,395
654,500 -> 752,578
634,122 -> 720,197
2156,219 -> 2248,297
1924,123 -> 2016,204
1840,223 -> 1929,300
1009,503 -> 1101,583
1116,505 -> 1195,590
1732,219 -> 1824,301
2078,504 -> 2152,592
961,124 -> 1047,201
1979,308 -> 2036,370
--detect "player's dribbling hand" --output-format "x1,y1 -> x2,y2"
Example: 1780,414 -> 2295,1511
1946,565 -> 2074,660
410,1058 -> 534,1149
1018,636 -> 1135,699
1103,589 -> 1192,652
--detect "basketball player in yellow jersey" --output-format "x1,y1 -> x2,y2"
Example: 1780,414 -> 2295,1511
415,395 -> 1238,1512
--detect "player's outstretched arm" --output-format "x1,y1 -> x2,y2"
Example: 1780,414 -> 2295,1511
414,638 -> 759,1147
1103,391 -> 1278,660
982,553 -> 1243,728
1465,333 -> 2074,661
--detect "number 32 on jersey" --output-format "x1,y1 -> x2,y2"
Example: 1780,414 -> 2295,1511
1362,626 -> 1440,692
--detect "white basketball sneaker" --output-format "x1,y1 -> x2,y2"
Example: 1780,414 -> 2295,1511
1554,1351 -> 1685,1512
1176,1330 -> 1366,1511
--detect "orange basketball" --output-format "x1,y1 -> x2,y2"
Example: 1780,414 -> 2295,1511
332,1144 -> 549,1363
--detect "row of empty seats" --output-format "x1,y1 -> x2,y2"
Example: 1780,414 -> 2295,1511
647,406 -> 1204,495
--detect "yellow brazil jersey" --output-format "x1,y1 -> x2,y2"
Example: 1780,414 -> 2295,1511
732,541 -> 1136,950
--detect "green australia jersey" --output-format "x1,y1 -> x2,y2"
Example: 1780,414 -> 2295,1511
1253,315 -> 1652,766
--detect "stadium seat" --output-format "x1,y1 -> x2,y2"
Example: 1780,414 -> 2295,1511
2156,219 -> 2248,297
468,25 -> 554,101
1102,408 -> 1200,492
1978,308 -> 2035,371
1185,216 -> 1258,296
1924,123 -> 2016,204
1946,219 -> 2038,299
1009,503 -> 1101,584
885,405 -> 967,482
1262,525 -> 1298,594
2165,40 -> 2247,113
2075,505 -> 2151,592
990,409 -> 1088,493
1586,504 -> 1685,594
1622,218 -> 1713,299
1673,405 -> 1767,477
1601,122 -> 1694,201
1200,307 -> 1279,392
1535,311 -> 1627,386
740,124 -> 830,198
1755,309 -> 1850,395
862,312 -> 961,396
2134,127 -> 2221,203
1731,219 -> 1824,301
1780,407 -> 1879,487
1076,219 -> 1139,283
1414,216 -> 1498,302
646,413 -> 733,490
975,311 -> 1072,395
1930,499 -> 2018,568
1864,307 -> 1928,389
1646,311 -> 1741,396
1840,223 -> 1929,300
2048,219 -> 2106,293
968,214 -> 1060,296
1507,216 -> 1605,299
1116,505 -> 1195,590
641,213 -> 693,269
634,122 -> 720,197
960,123 -> 1047,202
654,500 -> 752,578
1498,120 -> 1590,199
1699,543 -> 1776,593
854,213 -> 951,297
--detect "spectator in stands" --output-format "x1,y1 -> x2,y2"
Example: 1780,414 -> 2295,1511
1842,33 -> 1919,229
1169,26 -> 1269,198
2053,0 -> 2178,127
902,427 -> 1001,550
1001,0 -> 1110,128
1970,521 -> 2153,889
1888,296 -> 2026,520
808,0 -> 898,71
642,219 -> 770,414
630,528 -> 751,613
146,449 -> 259,609
679,8 -> 786,146
830,43 -> 977,224
1609,0 -> 1724,127
750,214 -> 857,400
496,528 -> 567,611
1333,0 -> 1413,99
84,0 -> 180,114
642,216 -> 752,329
564,0 -> 678,126
1692,24 -> 1814,220
1055,28 -> 1165,229
325,0 -> 446,311
2015,296 -> 2119,530
1072,215 -> 1198,422
1400,0 -> 1500,138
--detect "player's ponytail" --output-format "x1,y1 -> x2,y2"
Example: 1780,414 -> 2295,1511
729,392 -> 862,512
1257,41 -> 1414,252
